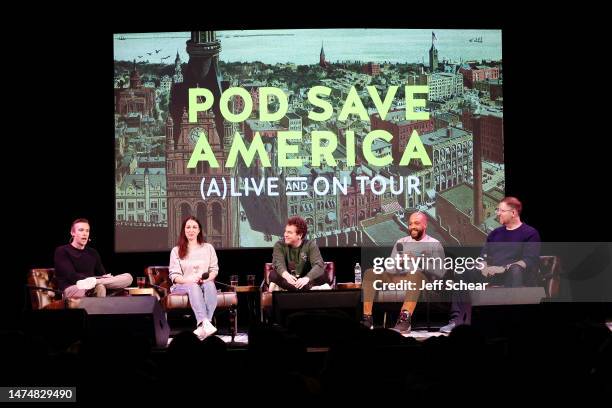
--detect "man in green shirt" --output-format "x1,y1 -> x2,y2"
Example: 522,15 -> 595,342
270,216 -> 327,291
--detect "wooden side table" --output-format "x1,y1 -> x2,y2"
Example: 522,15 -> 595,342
336,282 -> 362,290
234,285 -> 259,293
125,287 -> 158,298
233,285 -> 259,326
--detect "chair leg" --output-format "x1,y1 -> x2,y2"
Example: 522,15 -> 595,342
425,291 -> 432,331
261,305 -> 272,325
229,305 -> 237,342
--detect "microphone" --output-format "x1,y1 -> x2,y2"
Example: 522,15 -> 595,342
396,242 -> 407,273
148,282 -> 164,290
147,282 -> 168,293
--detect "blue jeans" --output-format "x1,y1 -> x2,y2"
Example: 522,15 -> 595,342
171,281 -> 218,325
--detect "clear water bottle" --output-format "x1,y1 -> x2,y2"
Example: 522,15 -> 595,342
354,263 -> 362,284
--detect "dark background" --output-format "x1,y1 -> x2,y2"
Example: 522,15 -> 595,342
6,11 -> 606,327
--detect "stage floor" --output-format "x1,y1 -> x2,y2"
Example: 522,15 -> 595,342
167,329 -> 448,348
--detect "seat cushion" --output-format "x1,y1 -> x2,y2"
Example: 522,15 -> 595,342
163,291 -> 237,310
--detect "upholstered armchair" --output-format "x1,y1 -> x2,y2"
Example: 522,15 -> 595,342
27,268 -> 66,310
145,266 -> 238,341
260,261 -> 336,322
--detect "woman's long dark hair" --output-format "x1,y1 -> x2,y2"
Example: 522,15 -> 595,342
177,216 -> 204,259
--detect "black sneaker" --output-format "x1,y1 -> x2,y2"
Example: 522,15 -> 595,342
439,320 -> 457,334
393,310 -> 411,333
361,314 -> 373,329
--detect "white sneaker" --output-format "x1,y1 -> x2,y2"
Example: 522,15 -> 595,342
76,277 -> 97,290
203,319 -> 217,337
193,324 -> 208,340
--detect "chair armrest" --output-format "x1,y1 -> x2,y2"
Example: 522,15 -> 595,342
26,285 -> 64,297
26,285 -> 67,308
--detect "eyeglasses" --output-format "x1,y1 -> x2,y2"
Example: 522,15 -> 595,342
495,208 -> 513,214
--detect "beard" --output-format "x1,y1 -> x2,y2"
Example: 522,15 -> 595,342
410,228 -> 424,240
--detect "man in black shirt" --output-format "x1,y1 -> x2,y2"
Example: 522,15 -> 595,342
54,218 -> 132,298
440,197 -> 541,332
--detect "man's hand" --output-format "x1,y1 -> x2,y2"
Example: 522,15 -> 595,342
481,265 -> 506,277
100,274 -> 112,278
282,271 -> 298,285
508,260 -> 527,270
294,277 -> 310,289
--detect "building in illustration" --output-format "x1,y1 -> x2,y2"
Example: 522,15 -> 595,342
474,78 -> 503,100
320,42 -> 330,68
370,109 -> 435,164
280,112 -> 302,132
339,168 -> 383,229
418,127 -> 473,192
114,61 -> 156,117
159,75 -> 172,94
362,62 -> 380,76
400,166 -> 435,210
173,51 -> 183,84
286,167 -> 340,236
462,107 -> 504,164
433,111 -> 462,130
429,33 -> 439,72
407,72 -> 463,101
166,31 -> 239,249
436,182 -> 502,244
234,81 -> 265,115
459,65 -> 500,88
116,167 -> 167,225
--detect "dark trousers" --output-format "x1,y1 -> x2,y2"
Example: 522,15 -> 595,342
450,264 -> 525,324
269,268 -> 328,291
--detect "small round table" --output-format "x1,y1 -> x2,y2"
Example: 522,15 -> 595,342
234,285 -> 259,293
336,282 -> 362,290
232,285 -> 259,326
125,287 -> 156,296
